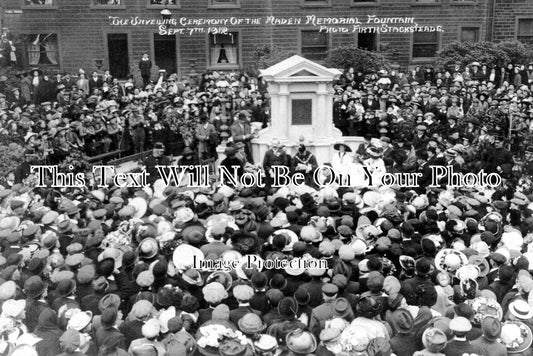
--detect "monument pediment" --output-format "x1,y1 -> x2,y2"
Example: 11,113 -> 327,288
290,69 -> 318,77
259,55 -> 341,81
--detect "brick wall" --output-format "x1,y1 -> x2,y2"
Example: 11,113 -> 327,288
492,0 -> 533,44
3,0 -> 490,76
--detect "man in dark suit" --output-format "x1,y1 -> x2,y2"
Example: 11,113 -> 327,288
230,112 -> 254,163
262,139 -> 291,192
229,284 -> 260,325
142,142 -> 171,186
89,71 -> 103,95
138,53 -> 152,89
363,93 -> 380,111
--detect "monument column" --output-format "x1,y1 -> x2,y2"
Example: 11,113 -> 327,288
315,82 -> 329,140
277,83 -> 290,142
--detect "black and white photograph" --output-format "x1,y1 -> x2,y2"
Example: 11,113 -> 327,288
0,0 -> 533,355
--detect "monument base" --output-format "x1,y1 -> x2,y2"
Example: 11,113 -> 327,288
251,126 -> 365,165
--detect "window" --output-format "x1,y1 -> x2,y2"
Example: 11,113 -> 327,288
27,33 -> 59,66
412,32 -> 439,59
461,27 -> 479,42
210,0 -> 238,4
208,0 -> 240,7
24,0 -> 54,5
149,0 -> 179,5
93,0 -> 121,4
301,30 -> 328,61
209,33 -> 239,67
518,19 -> 533,45
302,0 -> 331,5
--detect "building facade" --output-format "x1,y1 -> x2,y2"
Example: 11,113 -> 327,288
1,0 -> 524,79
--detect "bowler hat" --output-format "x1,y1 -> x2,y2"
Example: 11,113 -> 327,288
278,297 -> 298,317
57,279 -> 76,297
24,275 -> 45,299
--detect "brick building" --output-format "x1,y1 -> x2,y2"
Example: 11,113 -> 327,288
491,0 -> 533,46
0,0 -> 524,79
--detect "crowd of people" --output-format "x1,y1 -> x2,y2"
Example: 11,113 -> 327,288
0,56 -> 533,356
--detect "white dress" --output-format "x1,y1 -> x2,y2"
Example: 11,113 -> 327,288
331,152 -> 353,185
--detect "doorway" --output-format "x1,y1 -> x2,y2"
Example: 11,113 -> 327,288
107,33 -> 129,79
358,32 -> 377,51
154,34 -> 177,75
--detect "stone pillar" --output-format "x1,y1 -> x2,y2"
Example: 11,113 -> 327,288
316,83 -> 329,140
277,84 -> 290,142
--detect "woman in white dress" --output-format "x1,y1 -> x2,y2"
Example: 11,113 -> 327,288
363,146 -> 386,186
331,142 -> 353,186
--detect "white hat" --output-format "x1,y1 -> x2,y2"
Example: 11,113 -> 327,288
2,299 -> 26,319
501,231 -> 523,252
158,306 -> 176,334
142,318 -> 161,339
67,311 -> 93,331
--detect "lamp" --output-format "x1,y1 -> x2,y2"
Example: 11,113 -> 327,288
160,8 -> 172,20
94,59 -> 103,70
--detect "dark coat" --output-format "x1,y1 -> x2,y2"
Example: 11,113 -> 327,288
95,325 -> 127,351
34,308 -> 63,356
119,319 -> 144,348
25,299 -> 50,333
390,333 -> 419,356
442,339 -> 480,356
229,305 -> 260,326
139,59 -> 152,77
300,278 -> 324,308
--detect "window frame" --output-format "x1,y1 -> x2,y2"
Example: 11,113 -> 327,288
25,32 -> 62,68
410,31 -> 441,62
517,17 -> 533,44
206,31 -> 242,70
207,0 -> 241,9
299,29 -> 330,62
90,0 -> 126,10
449,0 -> 478,5
21,0 -> 58,10
300,0 -> 332,8
146,0 -> 181,9
410,0 -> 440,6
459,26 -> 480,43
350,0 -> 380,7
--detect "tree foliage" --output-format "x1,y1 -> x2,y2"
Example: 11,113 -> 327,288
437,41 -> 510,69
247,45 -> 298,74
495,40 -> 533,65
438,40 -> 533,69
325,45 -> 391,72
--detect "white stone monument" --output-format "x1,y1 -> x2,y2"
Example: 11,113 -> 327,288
251,55 -> 344,165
